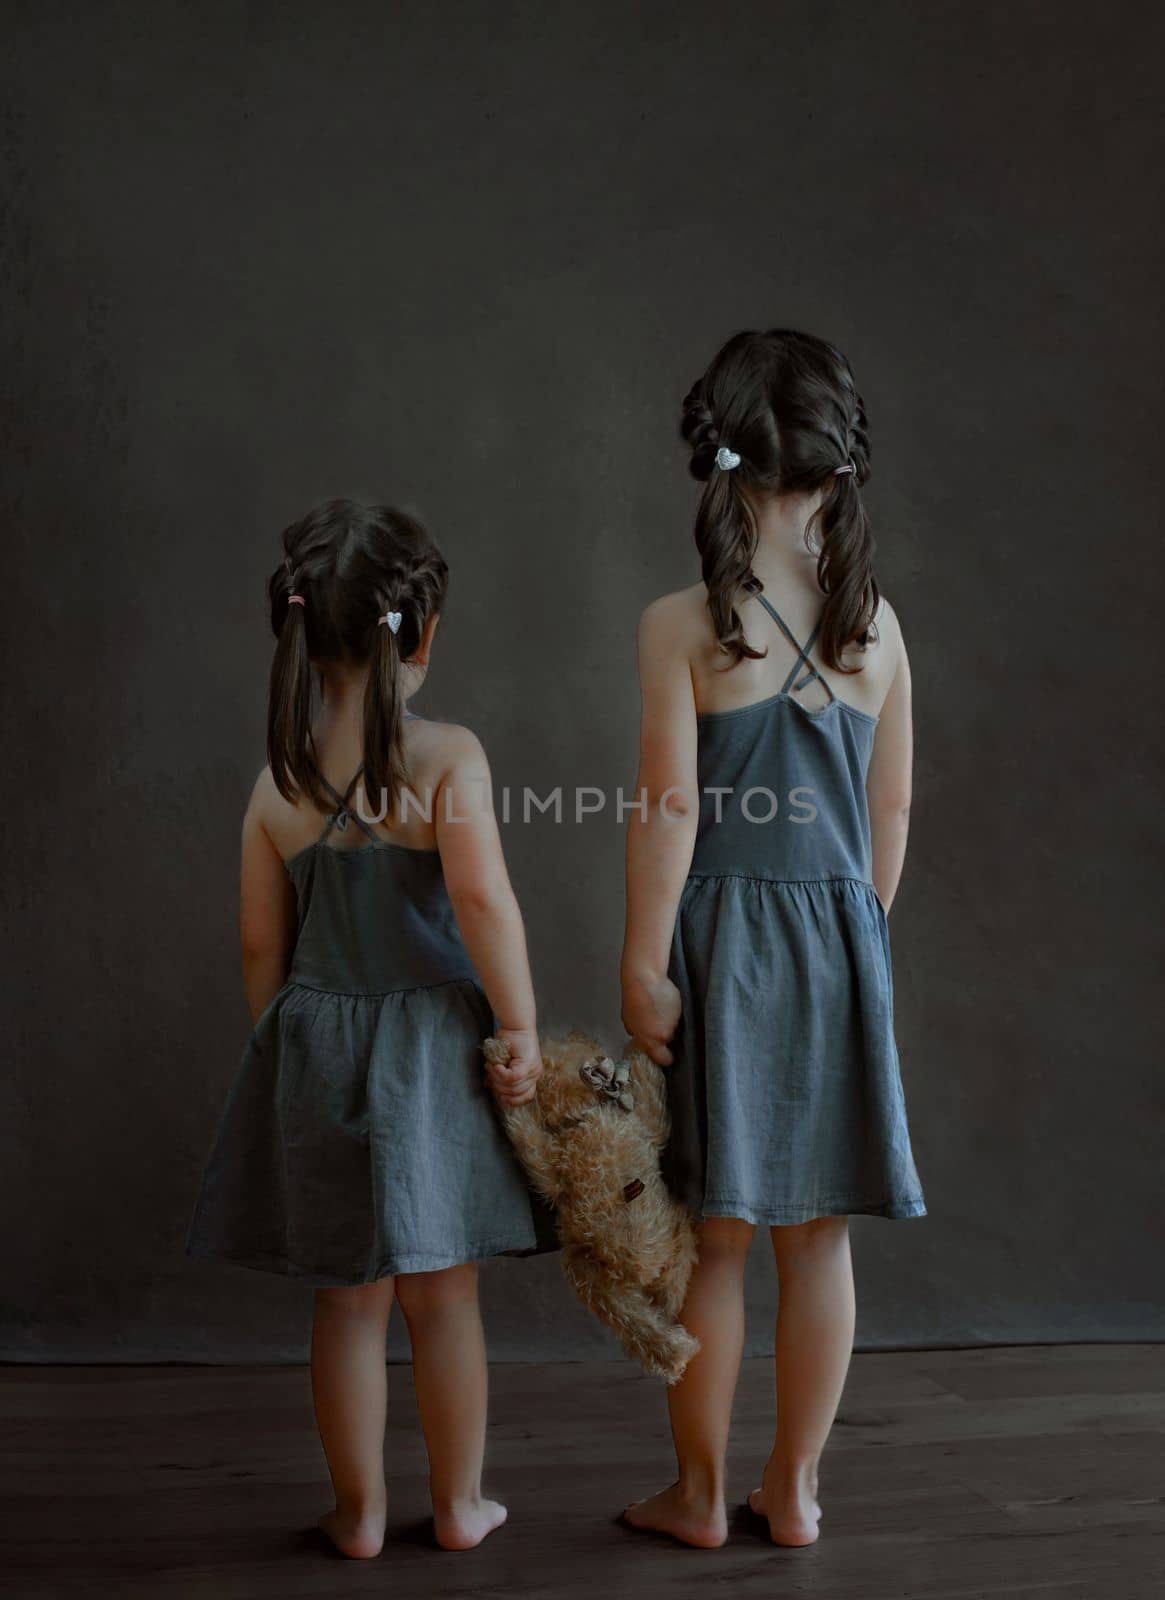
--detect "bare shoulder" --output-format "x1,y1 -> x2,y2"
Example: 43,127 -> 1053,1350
638,584 -> 708,656
875,593 -> 903,643
245,764 -> 289,829
843,593 -> 910,707
406,716 -> 489,782
872,594 -> 909,677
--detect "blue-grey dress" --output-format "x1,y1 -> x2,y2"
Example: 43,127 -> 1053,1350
663,592 -> 926,1226
186,768 -> 543,1284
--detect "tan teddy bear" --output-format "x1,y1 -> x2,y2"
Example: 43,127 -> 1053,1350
484,1032 -> 701,1383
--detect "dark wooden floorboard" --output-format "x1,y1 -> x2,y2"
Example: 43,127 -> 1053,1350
2,1346 -> 1162,1598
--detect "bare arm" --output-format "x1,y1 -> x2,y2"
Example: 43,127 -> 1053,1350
435,730 -> 541,1106
239,775 -> 298,1024
866,620 -> 913,914
620,598 -> 700,1065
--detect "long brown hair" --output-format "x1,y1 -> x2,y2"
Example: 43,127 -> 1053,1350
681,328 -> 877,672
266,499 -> 448,814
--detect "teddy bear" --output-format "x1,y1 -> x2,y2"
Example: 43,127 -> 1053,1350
484,1032 -> 701,1383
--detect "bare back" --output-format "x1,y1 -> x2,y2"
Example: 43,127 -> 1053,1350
255,715 -> 476,865
664,580 -> 904,723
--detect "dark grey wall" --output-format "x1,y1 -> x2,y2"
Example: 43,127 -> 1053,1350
2,2 -> 1161,1362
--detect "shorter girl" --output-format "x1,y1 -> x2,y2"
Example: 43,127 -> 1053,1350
187,500 -> 543,1557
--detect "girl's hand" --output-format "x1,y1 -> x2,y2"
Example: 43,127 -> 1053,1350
621,971 -> 682,1066
621,597 -> 699,1068
486,1027 -> 543,1107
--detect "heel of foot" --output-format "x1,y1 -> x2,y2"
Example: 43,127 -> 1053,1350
433,1497 -> 508,1552
317,1508 -> 386,1560
622,1483 -> 728,1549
746,1489 -> 820,1548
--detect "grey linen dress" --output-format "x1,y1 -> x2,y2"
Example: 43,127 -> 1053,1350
186,769 -> 542,1284
663,592 -> 926,1226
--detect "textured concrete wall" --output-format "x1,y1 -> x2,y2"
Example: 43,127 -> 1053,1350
2,1 -> 1161,1360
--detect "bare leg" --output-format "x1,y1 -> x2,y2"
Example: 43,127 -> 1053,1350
311,1278 -> 395,1558
395,1263 -> 507,1551
748,1216 -> 854,1547
624,1217 -> 755,1548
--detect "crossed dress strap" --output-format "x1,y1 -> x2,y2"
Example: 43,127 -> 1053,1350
312,763 -> 384,845
752,590 -> 836,702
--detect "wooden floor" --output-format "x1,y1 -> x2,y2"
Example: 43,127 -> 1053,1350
2,1346 -> 1162,1598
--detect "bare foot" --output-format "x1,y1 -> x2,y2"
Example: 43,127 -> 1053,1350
432,1496 -> 508,1551
318,1503 -> 386,1559
747,1485 -> 820,1547
623,1482 -> 728,1549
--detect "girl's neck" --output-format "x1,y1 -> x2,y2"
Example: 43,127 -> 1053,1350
313,660 -> 419,747
316,663 -> 368,740
747,488 -> 825,591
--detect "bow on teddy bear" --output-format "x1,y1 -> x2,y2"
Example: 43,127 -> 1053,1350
485,1033 -> 701,1384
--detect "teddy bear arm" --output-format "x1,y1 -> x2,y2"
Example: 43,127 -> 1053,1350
503,1106 -> 566,1205
628,1050 -> 672,1146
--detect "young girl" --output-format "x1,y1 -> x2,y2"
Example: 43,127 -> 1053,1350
186,500 -> 543,1558
621,330 -> 926,1549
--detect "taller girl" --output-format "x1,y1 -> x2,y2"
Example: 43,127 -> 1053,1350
621,330 -> 926,1548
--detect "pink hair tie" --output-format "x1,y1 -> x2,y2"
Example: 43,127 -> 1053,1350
287,594 -> 305,607
834,462 -> 856,478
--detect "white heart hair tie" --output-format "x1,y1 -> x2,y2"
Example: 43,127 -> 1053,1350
379,610 -> 402,634
715,446 -> 741,472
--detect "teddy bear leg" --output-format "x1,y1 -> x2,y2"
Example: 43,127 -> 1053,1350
649,1213 -> 701,1321
563,1247 -> 700,1385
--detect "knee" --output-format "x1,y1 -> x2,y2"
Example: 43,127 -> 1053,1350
696,1216 -> 755,1267
772,1215 -> 850,1266
394,1263 -> 478,1325
314,1280 -> 393,1322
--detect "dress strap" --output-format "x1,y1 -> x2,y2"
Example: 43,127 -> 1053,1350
752,591 -> 836,702
313,763 -> 384,845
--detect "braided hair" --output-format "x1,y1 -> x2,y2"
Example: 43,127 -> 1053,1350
267,499 -> 448,815
680,329 -> 877,671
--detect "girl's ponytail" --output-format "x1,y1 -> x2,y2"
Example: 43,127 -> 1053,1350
267,574 -> 315,804
814,386 -> 879,669
683,381 -> 764,664
815,475 -> 878,670
362,597 -> 408,822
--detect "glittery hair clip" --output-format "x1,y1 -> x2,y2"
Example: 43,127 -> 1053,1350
379,610 -> 402,634
715,446 -> 741,471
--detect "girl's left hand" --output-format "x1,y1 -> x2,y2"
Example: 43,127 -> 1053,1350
621,971 -> 682,1066
486,1027 -> 543,1107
